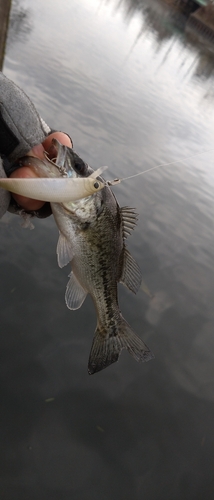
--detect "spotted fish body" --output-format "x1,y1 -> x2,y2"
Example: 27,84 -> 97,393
50,143 -> 154,374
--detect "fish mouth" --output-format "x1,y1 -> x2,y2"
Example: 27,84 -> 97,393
51,139 -> 88,179
52,139 -> 108,181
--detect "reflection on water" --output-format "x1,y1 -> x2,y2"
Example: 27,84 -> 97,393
110,0 -> 214,85
6,0 -> 32,48
1,0 -> 214,498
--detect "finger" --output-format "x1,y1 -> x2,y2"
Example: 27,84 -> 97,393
10,167 -> 45,211
43,132 -> 72,157
9,132 -> 72,211
25,132 -> 72,160
26,143 -> 45,160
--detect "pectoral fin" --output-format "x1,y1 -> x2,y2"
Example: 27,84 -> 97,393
57,233 -> 74,268
65,272 -> 87,310
120,247 -> 142,294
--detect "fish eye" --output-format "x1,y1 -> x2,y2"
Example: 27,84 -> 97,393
94,182 -> 99,189
73,153 -> 88,175
74,160 -> 86,174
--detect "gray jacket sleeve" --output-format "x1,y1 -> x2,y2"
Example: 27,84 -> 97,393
0,72 -> 52,218
0,157 -> 10,218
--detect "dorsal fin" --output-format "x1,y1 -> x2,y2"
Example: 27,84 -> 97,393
120,206 -> 138,239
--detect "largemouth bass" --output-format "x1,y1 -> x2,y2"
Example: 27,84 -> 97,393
17,141 -> 154,374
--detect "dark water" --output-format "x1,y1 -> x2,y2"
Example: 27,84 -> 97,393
1,0 -> 214,498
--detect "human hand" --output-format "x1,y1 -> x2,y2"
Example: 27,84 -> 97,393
10,131 -> 72,211
0,72 -> 72,219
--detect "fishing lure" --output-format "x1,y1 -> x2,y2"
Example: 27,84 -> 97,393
0,166 -> 106,202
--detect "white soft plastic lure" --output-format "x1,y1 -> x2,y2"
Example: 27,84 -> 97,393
0,167 -> 106,202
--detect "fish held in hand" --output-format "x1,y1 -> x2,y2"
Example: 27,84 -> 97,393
47,141 -> 154,374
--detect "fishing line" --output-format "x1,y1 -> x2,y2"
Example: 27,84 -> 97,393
107,148 -> 214,186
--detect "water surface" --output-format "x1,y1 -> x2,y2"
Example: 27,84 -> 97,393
1,0 -> 214,498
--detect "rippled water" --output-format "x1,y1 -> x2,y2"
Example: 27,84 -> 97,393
1,0 -> 214,498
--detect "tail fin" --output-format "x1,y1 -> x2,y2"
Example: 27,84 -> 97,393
88,317 -> 154,375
